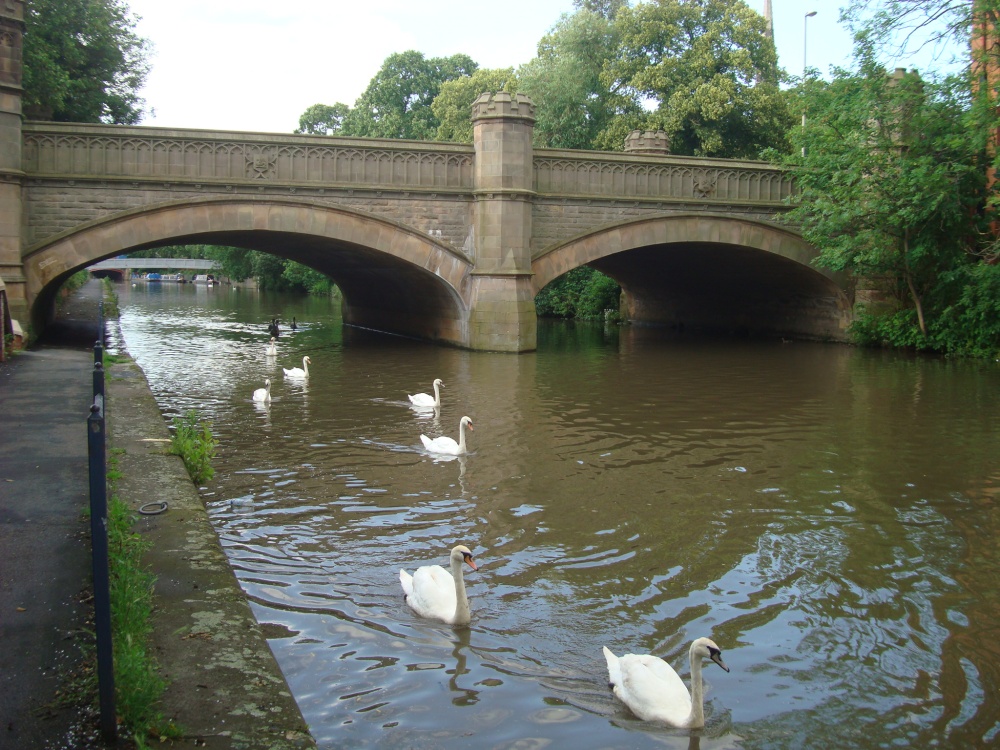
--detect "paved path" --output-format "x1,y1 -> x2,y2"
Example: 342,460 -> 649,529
0,280 -> 104,748
1,280 -> 314,748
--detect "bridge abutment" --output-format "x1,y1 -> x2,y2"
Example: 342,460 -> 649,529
0,2 -> 24,325
468,93 -> 537,352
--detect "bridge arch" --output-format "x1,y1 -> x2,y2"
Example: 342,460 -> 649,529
25,197 -> 475,346
532,214 -> 852,340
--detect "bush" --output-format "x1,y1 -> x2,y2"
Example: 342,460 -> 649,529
170,411 -> 218,485
535,267 -> 621,320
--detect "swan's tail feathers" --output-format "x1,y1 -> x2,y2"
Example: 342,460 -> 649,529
603,646 -> 622,688
399,569 -> 414,597
419,435 -> 433,450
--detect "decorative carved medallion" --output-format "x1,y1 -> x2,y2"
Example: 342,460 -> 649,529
693,170 -> 717,198
245,147 -> 277,179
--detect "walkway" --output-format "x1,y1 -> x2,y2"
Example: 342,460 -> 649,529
0,280 -> 314,748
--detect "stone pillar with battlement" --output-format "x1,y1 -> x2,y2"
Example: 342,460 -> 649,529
0,1 -> 23,325
468,92 -> 537,352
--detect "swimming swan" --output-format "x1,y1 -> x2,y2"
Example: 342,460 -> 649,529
399,544 -> 478,625
252,378 -> 271,403
420,415 -> 473,455
602,637 -> 729,728
408,378 -> 444,408
265,337 -> 277,356
283,356 -> 311,379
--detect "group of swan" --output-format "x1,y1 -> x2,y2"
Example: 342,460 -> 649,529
408,378 -> 474,456
251,352 -> 311,403
401,544 -> 729,728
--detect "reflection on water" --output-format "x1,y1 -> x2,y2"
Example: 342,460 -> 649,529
111,283 -> 1000,749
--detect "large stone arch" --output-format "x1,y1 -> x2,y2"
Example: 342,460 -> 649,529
25,197 -> 475,347
532,213 -> 853,340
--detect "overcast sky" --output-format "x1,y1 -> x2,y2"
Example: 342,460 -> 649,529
124,0 -> 948,134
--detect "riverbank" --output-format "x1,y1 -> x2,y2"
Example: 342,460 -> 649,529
0,280 -> 315,748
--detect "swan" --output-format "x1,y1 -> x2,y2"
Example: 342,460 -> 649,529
291,317 -> 297,330
602,637 -> 729,728
252,378 -> 271,403
283,356 -> 311,379
265,337 -> 277,356
399,544 -> 478,625
408,378 -> 444,408
420,415 -> 473,455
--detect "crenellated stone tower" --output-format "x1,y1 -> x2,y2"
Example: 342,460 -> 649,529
468,92 -> 537,352
0,1 -> 23,324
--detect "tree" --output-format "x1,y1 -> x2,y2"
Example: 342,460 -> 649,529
295,103 -> 351,135
783,50 -> 984,342
518,8 -> 632,150
341,51 -> 478,140
603,0 -> 793,158
432,67 -> 517,142
22,0 -> 150,123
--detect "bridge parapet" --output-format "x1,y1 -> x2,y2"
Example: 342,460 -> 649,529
533,148 -> 795,205
21,122 -> 474,193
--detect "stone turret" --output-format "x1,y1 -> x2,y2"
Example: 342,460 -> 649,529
624,130 -> 670,155
468,92 -> 537,351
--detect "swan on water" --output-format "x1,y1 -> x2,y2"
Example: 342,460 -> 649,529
420,415 -> 473,455
408,378 -> 444,408
283,356 -> 311,379
399,544 -> 478,625
602,637 -> 729,728
252,378 -> 271,403
265,337 -> 277,356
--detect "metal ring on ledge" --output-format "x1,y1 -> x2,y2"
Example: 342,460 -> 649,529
138,501 -> 168,516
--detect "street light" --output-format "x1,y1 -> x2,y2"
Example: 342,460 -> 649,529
802,11 -> 817,157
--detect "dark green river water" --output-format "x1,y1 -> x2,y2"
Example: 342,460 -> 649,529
110,281 -> 1000,749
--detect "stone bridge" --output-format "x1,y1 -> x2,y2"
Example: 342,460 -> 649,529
0,3 -> 850,352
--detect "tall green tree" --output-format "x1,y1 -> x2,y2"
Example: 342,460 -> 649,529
518,8 -> 632,150
432,67 -> 517,142
783,50 -> 984,342
603,0 -> 792,157
341,50 -> 478,140
22,0 -> 150,123
295,103 -> 351,135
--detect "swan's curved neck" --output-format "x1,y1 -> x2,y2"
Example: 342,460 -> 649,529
450,554 -> 470,623
687,645 -> 706,728
302,357 -> 310,376
432,381 -> 441,406
457,421 -> 467,453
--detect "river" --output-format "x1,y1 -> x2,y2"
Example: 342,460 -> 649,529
109,281 -> 1000,749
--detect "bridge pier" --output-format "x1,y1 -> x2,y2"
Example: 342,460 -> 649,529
467,93 -> 537,352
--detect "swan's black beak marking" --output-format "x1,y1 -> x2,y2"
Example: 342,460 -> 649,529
463,552 -> 478,571
709,647 -> 730,673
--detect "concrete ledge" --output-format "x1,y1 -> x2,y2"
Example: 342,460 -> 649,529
106,359 -> 315,749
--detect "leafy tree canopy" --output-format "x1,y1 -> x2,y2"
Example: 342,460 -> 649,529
341,50 -> 478,139
518,8 -> 633,150
603,0 -> 792,157
432,67 -> 518,142
23,0 -> 150,123
295,102 -> 351,135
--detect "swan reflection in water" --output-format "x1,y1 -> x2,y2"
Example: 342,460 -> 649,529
447,627 -> 476,707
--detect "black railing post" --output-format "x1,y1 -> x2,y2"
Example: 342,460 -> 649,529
87,397 -> 116,742
94,301 -> 104,366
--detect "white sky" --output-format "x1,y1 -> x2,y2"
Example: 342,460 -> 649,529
124,0 -> 950,134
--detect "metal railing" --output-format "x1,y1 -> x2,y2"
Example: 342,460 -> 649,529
87,301 -> 116,742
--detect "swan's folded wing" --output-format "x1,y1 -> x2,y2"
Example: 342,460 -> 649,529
407,564 -> 457,619
619,654 -> 691,725
399,569 -> 413,597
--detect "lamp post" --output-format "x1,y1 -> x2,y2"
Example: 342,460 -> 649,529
802,11 -> 817,157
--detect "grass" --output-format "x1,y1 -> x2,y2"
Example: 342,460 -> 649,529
101,278 -> 121,318
169,410 -> 218,485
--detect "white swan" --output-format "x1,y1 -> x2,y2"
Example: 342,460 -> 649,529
399,544 -> 478,625
420,415 -> 473,455
408,378 -> 444,408
252,378 -> 271,403
265,337 -> 277,356
283,355 -> 311,379
602,637 -> 729,728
